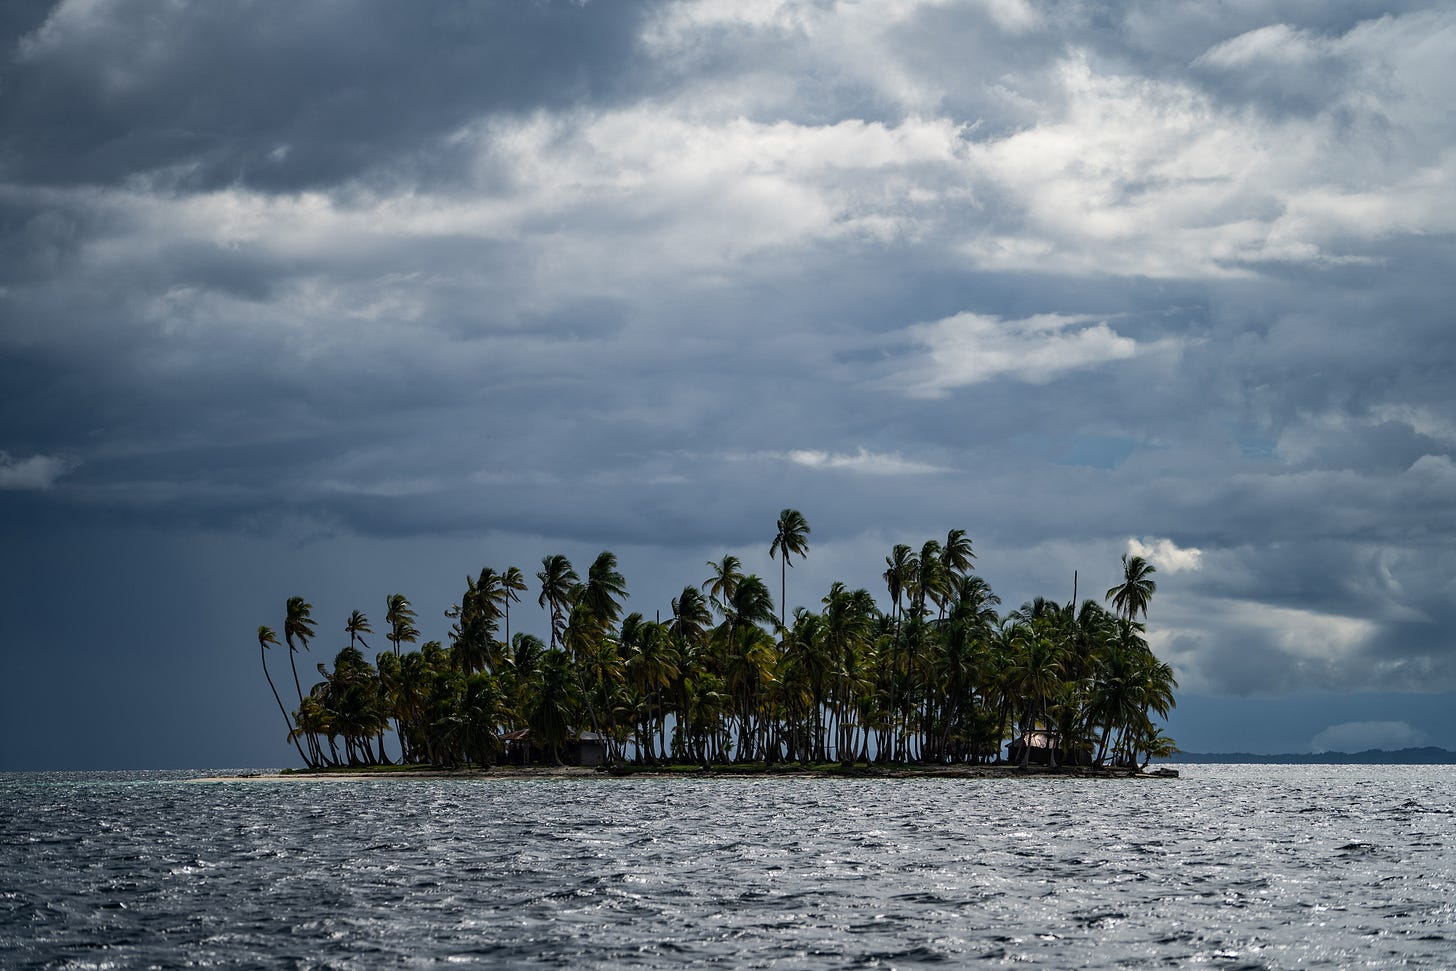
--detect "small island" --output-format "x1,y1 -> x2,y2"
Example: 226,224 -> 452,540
253,513 -> 1177,777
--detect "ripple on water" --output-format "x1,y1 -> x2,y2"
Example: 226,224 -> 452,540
3,766 -> 1456,968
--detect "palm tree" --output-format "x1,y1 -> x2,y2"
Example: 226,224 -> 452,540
626,619 -> 679,763
882,544 -> 913,632
314,645 -> 388,766
702,554 -> 744,613
1136,725 -> 1179,770
282,596 -> 317,708
940,529 -> 976,579
500,566 -> 528,645
345,610 -> 373,650
820,582 -> 876,763
670,586 -> 713,646
1105,553 -> 1157,622
582,551 -> 629,627
245,517 -> 1175,770
1005,619 -> 1065,768
717,574 -> 777,759
452,570 -> 502,674
911,540 -> 945,619
536,554 -> 579,651
385,593 -> 419,656
769,509 -> 811,628
720,575 -> 777,643
281,597 -> 320,767
529,649 -> 577,765
257,626 -> 309,765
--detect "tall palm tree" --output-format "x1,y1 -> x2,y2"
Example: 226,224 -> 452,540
257,626 -> 309,765
769,509 -> 811,628
536,554 -> 579,651
1105,553 -> 1157,622
281,597 -> 320,766
385,593 -> 419,656
500,566 -> 528,645
282,597 -> 318,710
883,544 -> 913,631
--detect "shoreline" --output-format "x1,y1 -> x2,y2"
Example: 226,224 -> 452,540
192,763 -> 1174,783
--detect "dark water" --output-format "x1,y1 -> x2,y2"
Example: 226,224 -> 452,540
3,766 -> 1453,969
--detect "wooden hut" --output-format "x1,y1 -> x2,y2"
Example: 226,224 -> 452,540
1006,731 -> 1094,766
499,728 -> 606,767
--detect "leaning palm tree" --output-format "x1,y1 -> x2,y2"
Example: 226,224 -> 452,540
1105,553 -> 1157,622
282,597 -> 322,766
769,509 -> 810,628
257,626 -> 309,765
536,554 -> 579,651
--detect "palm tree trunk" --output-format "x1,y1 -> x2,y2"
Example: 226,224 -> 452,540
261,646 -> 309,765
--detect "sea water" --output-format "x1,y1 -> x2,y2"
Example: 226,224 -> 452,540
2,765 -> 1453,968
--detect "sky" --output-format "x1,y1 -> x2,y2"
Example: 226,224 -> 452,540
3,0 -> 1456,769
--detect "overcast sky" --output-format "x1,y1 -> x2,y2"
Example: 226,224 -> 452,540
4,0 -> 1456,768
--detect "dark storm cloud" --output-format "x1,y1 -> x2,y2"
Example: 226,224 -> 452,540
1,0 -> 664,191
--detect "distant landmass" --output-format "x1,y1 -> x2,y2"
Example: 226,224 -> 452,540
1170,746 -> 1456,765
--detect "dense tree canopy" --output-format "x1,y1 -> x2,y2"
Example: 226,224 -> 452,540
255,524 -> 1177,771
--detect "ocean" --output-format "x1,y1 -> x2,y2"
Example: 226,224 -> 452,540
3,765 -> 1453,968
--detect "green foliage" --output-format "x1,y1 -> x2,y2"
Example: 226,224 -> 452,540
256,532 -> 1177,772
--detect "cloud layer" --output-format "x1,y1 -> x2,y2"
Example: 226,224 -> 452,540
3,0 -> 1456,742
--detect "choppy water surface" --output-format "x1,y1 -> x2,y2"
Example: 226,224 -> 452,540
3,766 -> 1454,969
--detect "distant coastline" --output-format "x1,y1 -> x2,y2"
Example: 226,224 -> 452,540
1169,746 -> 1456,765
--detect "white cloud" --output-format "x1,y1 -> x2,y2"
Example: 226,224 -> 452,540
886,312 -> 1138,398
1311,720 -> 1428,754
780,448 -> 949,476
16,109 -> 973,323
0,451 -> 75,490
1225,600 -> 1378,663
1369,404 -> 1456,444
1156,597 -> 1383,696
1195,23 -> 1326,71
1127,537 -> 1203,574
954,10 -> 1456,277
